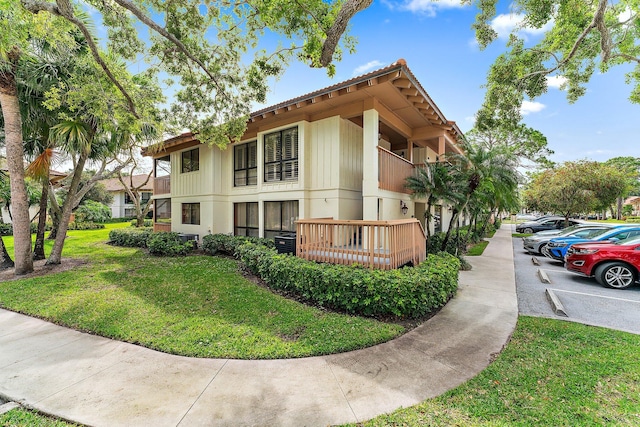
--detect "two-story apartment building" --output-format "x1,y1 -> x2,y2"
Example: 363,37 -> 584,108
144,59 -> 464,268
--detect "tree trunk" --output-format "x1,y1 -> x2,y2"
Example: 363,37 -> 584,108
0,49 -> 34,275
46,152 -> 88,265
33,181 -> 49,260
0,236 -> 15,270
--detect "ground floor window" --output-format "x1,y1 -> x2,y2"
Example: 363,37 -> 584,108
234,202 -> 258,237
155,199 -> 171,223
182,203 -> 200,225
264,200 -> 298,239
124,208 -> 135,217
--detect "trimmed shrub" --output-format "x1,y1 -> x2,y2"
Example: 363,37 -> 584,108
235,242 -> 459,319
75,200 -> 111,223
68,221 -> 105,230
147,232 -> 194,256
625,216 -> 640,223
130,219 -> 153,228
202,233 -> 275,256
109,227 -> 153,248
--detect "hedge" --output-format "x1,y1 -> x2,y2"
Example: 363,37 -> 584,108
234,241 -> 459,319
109,227 -> 153,247
147,232 -> 194,256
202,233 -> 275,256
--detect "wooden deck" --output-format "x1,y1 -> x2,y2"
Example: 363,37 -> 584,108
296,218 -> 426,269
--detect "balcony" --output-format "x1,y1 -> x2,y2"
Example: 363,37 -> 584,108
296,218 -> 426,270
378,146 -> 414,194
154,176 -> 170,195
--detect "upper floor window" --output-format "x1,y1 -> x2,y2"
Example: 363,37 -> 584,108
234,141 -> 257,186
181,148 -> 199,173
264,127 -> 298,182
182,203 -> 200,225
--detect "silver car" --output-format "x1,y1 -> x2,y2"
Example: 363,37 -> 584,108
522,224 -> 615,255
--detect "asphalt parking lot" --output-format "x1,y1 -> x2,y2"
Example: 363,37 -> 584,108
510,223 -> 640,334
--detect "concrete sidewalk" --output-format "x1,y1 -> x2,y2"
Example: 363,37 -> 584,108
0,224 -> 517,427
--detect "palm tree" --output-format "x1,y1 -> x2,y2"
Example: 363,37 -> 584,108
405,160 -> 458,250
442,139 -> 519,252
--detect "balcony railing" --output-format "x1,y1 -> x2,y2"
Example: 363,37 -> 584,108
154,176 -> 170,195
378,146 -> 415,194
296,218 -> 426,270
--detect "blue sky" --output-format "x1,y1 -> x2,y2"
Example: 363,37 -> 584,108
253,0 -> 640,164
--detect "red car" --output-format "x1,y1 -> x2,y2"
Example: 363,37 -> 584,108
565,237 -> 640,289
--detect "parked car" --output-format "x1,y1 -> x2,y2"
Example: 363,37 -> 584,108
522,223 -> 616,255
543,226 -> 640,262
515,217 -> 581,234
565,236 -> 640,289
515,213 -> 538,221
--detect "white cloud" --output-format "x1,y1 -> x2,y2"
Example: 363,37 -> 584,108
387,0 -> 466,16
520,100 -> 545,115
352,61 -> 385,76
490,13 -> 553,40
619,7 -> 634,23
546,75 -> 568,89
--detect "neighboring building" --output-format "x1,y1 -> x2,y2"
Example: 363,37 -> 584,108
143,59 -> 464,268
625,196 -> 640,216
98,175 -> 153,219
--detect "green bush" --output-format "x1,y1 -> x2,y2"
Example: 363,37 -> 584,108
235,242 -> 459,319
625,216 -> 640,223
109,227 -> 153,247
202,233 -> 275,256
74,200 -> 112,223
0,223 -> 12,236
130,219 -> 153,227
68,221 -> 105,230
147,232 -> 194,256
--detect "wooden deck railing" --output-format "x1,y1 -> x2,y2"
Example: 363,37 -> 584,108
378,146 -> 414,194
154,176 -> 170,195
296,218 -> 426,269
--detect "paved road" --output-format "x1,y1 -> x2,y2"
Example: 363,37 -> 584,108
510,223 -> 640,334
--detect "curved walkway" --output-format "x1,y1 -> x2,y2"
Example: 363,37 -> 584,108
0,225 -> 517,427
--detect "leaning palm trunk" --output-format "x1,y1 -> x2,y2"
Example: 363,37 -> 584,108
0,236 -> 15,270
33,182 -> 49,260
46,152 -> 88,265
0,50 -> 34,275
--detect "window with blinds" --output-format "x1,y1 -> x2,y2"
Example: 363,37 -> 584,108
234,141 -> 257,186
264,127 -> 298,182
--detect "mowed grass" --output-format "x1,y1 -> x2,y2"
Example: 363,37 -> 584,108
348,316 -> 640,426
0,224 -> 404,359
0,408 -> 78,426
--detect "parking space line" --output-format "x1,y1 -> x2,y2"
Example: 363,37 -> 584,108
549,288 -> 640,304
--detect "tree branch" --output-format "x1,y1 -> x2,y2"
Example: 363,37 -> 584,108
21,0 -> 140,118
110,0 -> 228,98
319,0 -> 372,67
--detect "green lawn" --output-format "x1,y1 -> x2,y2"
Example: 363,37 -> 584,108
347,316 -> 640,426
0,224 -> 403,359
0,408 -> 78,427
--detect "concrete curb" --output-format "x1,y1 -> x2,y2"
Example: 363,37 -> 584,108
537,268 -> 551,284
0,402 -> 20,415
531,256 -> 540,266
545,288 -> 568,317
